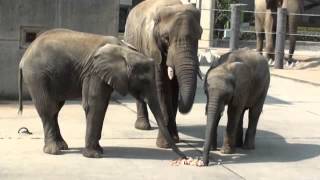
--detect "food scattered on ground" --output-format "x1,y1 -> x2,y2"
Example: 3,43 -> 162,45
171,157 -> 204,167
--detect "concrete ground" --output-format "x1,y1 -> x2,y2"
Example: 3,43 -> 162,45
0,65 -> 320,180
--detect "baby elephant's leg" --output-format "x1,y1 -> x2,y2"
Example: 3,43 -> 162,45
236,110 -> 246,147
243,104 -> 263,150
221,106 -> 243,154
82,77 -> 112,158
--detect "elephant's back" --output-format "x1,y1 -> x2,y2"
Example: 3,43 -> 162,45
20,29 -> 116,69
19,29 -> 119,97
130,0 -> 182,13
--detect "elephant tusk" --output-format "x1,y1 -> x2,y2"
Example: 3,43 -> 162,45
167,66 -> 174,80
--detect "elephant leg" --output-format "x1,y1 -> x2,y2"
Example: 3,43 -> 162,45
287,14 -> 298,65
167,78 -> 179,143
243,104 -> 263,150
29,82 -> 67,155
157,77 -> 179,148
82,77 -> 111,158
255,14 -> 265,54
52,100 -> 68,151
256,32 -> 264,55
221,106 -> 243,154
134,100 -> 151,130
156,67 -> 179,148
235,109 -> 246,148
265,10 -> 276,61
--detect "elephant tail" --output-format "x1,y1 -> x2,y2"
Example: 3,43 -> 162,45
18,67 -> 23,115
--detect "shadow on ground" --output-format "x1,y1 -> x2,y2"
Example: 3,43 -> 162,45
62,147 -> 177,160
264,95 -> 291,105
56,124 -> 320,164
179,125 -> 320,165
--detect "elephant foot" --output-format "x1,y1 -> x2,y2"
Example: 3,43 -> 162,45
43,139 -> 68,155
135,118 -> 151,130
57,139 -> 69,150
211,145 -> 218,151
286,60 -> 297,68
172,134 -> 180,143
220,146 -> 235,154
156,137 -> 170,149
82,148 -> 103,158
268,59 -> 275,66
235,139 -> 243,148
242,141 -> 255,150
210,141 -> 218,150
96,143 -> 104,154
156,131 -> 180,148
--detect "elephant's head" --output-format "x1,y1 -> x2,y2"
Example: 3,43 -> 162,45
152,4 -> 202,113
88,43 -> 186,158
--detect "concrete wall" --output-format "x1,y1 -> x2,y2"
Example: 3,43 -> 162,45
0,0 -> 119,99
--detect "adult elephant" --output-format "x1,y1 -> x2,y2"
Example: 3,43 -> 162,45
18,29 -> 185,158
255,0 -> 303,64
124,0 -> 202,148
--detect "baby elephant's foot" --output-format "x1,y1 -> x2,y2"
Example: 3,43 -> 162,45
220,146 -> 235,154
135,118 -> 151,130
96,143 -> 104,154
83,148 -> 102,158
43,139 -> 68,155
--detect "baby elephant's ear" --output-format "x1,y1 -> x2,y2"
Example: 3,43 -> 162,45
91,44 -> 129,96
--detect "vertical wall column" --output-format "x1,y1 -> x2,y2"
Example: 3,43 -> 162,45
199,0 -> 215,48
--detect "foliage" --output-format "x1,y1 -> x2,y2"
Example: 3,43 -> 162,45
214,0 -> 239,39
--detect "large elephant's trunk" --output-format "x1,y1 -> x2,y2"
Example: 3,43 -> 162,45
171,42 -> 198,114
146,84 -> 186,158
203,95 -> 222,166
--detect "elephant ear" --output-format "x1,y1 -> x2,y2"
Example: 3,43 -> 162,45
145,17 -> 162,65
90,44 -> 129,96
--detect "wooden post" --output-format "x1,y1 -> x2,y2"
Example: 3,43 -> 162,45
229,4 -> 241,51
274,8 -> 287,69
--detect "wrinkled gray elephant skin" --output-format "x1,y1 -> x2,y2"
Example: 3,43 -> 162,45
18,29 -> 186,159
124,0 -> 203,148
203,48 -> 270,166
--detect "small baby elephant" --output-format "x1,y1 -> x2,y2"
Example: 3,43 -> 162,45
203,48 -> 270,166
18,29 -> 185,158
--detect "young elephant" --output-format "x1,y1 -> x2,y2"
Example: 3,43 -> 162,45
18,29 -> 185,158
203,49 -> 270,166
